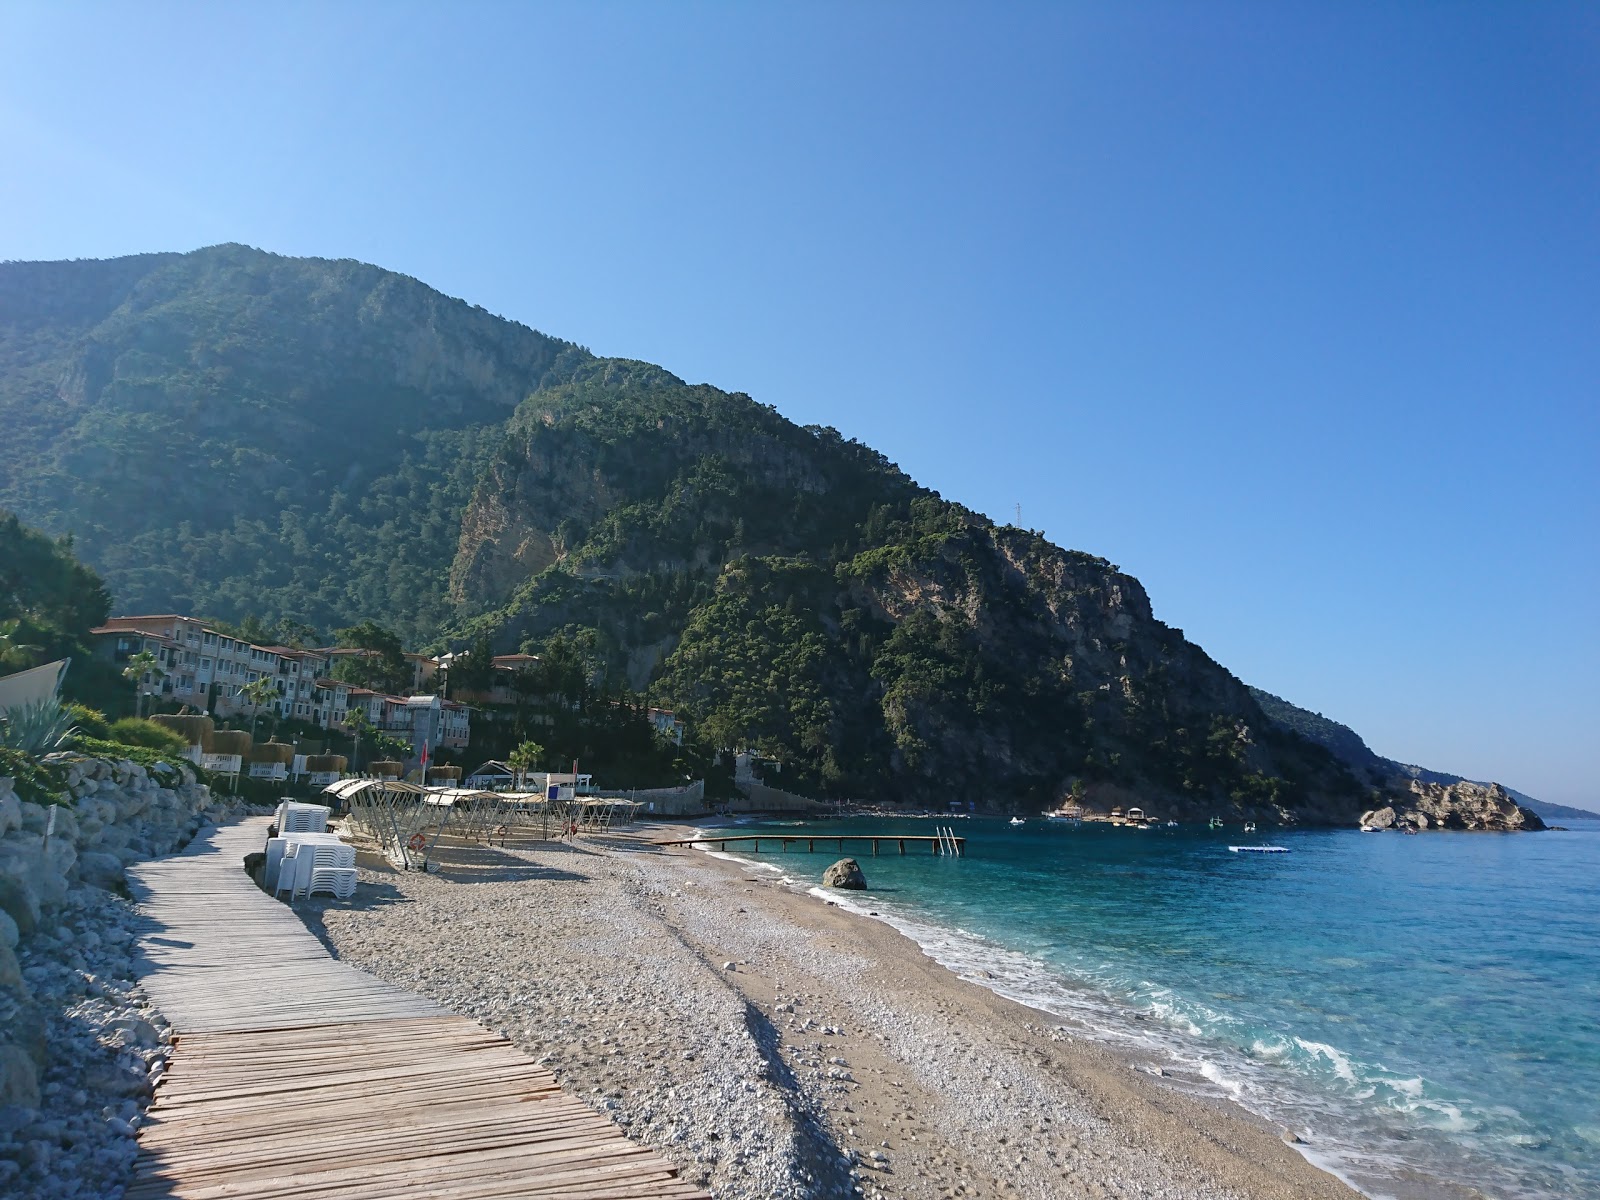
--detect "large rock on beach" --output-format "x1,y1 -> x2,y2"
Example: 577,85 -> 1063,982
822,858 -> 867,890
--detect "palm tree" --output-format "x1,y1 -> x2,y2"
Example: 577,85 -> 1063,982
345,708 -> 374,773
122,650 -> 164,718
239,675 -> 279,740
508,740 -> 545,790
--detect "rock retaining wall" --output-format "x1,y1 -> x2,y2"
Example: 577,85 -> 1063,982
0,754 -> 245,1195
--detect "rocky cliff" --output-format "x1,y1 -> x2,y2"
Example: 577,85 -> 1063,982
1360,780 -> 1545,832
1250,688 -> 1549,830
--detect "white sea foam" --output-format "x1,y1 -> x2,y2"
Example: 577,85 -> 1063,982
693,844 -> 785,874
708,840 -> 1568,1200
1295,1038 -> 1362,1086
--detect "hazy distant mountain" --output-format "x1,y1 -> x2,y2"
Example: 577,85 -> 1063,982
1247,687 -> 1595,818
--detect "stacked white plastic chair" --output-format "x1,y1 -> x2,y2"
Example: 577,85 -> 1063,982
275,801 -> 331,834
272,843 -> 305,901
307,841 -> 358,900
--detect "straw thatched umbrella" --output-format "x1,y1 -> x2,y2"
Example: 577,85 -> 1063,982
202,729 -> 252,758
153,714 -> 213,750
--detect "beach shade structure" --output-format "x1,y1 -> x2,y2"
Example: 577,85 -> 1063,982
196,729 -> 251,786
248,740 -> 296,785
447,789 -> 555,845
0,658 -> 70,711
369,760 -> 403,779
154,713 -> 213,756
203,729 -> 252,757
303,754 -> 348,784
425,765 -> 462,784
325,778 -> 451,869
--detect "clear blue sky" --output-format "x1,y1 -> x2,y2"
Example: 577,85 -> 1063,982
2,3 -> 1595,808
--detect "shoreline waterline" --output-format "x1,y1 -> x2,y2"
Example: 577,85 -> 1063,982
690,816 -> 1600,1200
312,820 -> 1367,1200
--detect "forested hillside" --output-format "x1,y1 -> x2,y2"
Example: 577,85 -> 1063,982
0,245 -> 1376,815
0,245 -> 588,643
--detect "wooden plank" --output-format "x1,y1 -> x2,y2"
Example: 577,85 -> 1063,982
126,816 -> 707,1200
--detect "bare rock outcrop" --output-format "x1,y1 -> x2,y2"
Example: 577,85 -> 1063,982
1361,780 -> 1544,832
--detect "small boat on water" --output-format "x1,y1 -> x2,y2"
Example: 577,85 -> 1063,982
1229,845 -> 1290,854
1009,817 -> 1025,826
1360,825 -> 1379,833
1243,821 -> 1256,833
1208,817 -> 1224,829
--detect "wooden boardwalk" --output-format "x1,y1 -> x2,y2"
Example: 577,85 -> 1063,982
126,817 -> 706,1200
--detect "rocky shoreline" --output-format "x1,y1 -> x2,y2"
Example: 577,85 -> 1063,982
0,757 -> 252,1199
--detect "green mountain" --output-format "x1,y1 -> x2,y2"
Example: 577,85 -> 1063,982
1,244 -> 1373,814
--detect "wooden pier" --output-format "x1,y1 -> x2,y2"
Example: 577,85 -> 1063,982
655,831 -> 966,856
125,817 -> 707,1200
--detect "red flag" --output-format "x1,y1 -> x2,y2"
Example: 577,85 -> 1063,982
420,739 -> 430,770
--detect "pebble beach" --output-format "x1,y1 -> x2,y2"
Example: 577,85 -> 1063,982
302,824 -> 1362,1200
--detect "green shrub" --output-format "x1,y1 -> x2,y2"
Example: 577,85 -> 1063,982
64,703 -> 110,740
106,718 -> 191,755
0,745 -> 69,805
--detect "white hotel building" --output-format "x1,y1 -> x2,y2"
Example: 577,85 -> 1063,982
91,615 -> 469,749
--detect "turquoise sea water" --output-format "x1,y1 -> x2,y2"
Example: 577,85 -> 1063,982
703,815 -> 1600,1199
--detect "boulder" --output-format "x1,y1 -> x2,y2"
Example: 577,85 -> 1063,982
0,1044 -> 40,1109
77,852 -> 126,890
43,805 -> 78,845
0,834 -> 76,910
0,875 -> 38,936
0,939 -> 23,990
822,858 -> 867,890
1364,807 -> 1396,830
0,789 -> 20,836
0,909 -> 16,950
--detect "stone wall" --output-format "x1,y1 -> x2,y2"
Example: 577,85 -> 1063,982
602,780 -> 706,817
0,754 -> 227,1116
729,781 -> 826,815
